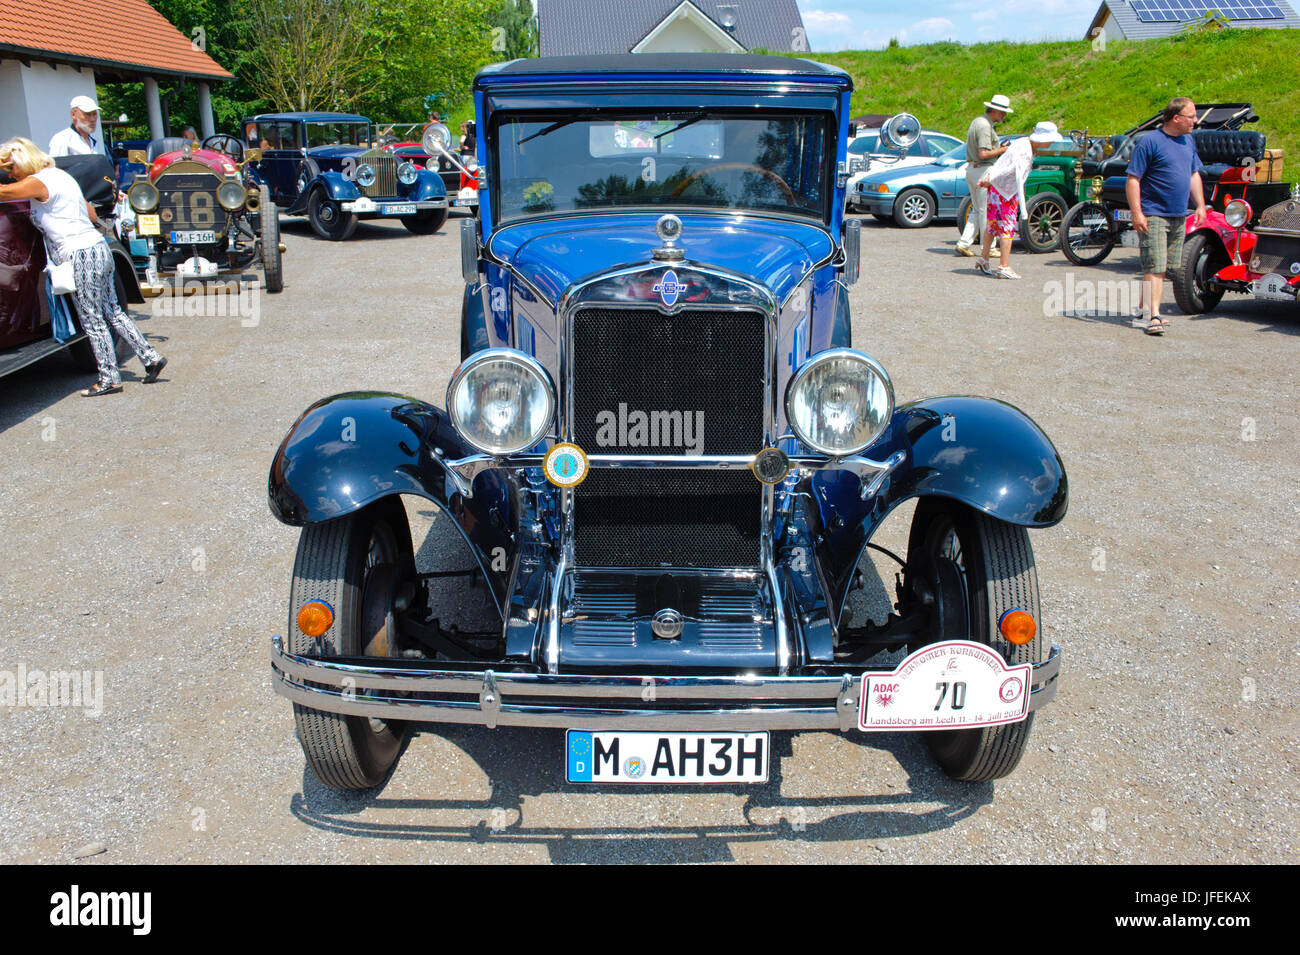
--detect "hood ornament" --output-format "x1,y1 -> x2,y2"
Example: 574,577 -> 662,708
652,213 -> 684,261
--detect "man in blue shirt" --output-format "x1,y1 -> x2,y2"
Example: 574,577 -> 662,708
1125,97 -> 1207,335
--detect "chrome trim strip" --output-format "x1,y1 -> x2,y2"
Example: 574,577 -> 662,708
545,554 -> 567,674
271,638 -> 1062,729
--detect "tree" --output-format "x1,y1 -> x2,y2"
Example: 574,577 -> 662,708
246,0 -> 375,112
488,0 -> 538,61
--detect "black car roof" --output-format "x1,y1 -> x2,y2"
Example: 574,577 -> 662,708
475,53 -> 852,90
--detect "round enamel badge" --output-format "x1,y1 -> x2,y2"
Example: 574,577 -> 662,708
544,443 -> 589,488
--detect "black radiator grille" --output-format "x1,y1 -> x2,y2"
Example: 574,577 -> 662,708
574,469 -> 761,568
1252,233 -> 1300,276
156,172 -> 225,233
572,308 -> 764,454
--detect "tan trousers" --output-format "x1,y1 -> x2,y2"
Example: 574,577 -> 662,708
960,163 -> 992,247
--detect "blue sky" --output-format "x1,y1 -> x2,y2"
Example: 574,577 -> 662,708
796,0 -> 1102,50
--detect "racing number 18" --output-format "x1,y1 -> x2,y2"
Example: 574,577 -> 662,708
934,681 -> 966,711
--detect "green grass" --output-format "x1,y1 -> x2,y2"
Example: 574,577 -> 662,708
806,30 -> 1300,160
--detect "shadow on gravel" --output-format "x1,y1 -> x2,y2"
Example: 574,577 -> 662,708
278,219 -> 450,242
286,726 -> 992,862
1059,309 -> 1145,330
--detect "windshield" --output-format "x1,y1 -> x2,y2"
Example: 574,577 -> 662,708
493,111 -> 832,222
939,144 -> 966,164
305,122 -> 371,148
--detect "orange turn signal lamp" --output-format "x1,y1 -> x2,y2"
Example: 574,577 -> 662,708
998,608 -> 1037,646
296,600 -> 334,638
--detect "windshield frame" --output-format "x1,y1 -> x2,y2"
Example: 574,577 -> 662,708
488,107 -> 837,228
304,121 -> 373,149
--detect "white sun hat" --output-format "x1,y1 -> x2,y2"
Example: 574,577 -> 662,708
1029,121 -> 1066,144
983,94 -> 1014,113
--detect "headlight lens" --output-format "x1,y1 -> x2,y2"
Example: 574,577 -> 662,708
786,349 -> 894,457
447,349 -> 555,455
128,180 -> 159,213
397,161 -> 417,185
356,163 -> 376,188
1224,199 -> 1252,229
216,179 -> 246,211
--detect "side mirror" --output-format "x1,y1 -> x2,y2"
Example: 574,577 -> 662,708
127,149 -> 147,165
842,217 -> 861,286
245,147 -> 262,162
879,113 -> 920,154
460,215 -> 479,285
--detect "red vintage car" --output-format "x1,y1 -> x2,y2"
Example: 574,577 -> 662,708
1175,190 -> 1300,313
122,137 -> 282,293
1,155 -> 142,381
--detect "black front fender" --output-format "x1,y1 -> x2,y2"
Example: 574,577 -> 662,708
267,392 -> 517,611
814,395 -> 1068,618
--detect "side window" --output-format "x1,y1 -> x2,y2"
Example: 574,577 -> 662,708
906,137 -> 927,157
272,122 -> 301,150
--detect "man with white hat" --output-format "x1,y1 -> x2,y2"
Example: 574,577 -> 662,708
956,94 -> 1013,256
48,95 -> 107,157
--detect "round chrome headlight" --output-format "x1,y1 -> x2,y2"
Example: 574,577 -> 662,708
447,349 -> 555,455
128,180 -> 159,214
397,161 -> 417,185
216,179 -> 246,212
356,163 -> 376,188
785,349 -> 894,457
1224,199 -> 1252,229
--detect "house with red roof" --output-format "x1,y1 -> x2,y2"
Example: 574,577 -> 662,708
0,0 -> 232,148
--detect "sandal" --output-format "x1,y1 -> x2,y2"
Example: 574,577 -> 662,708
1145,315 -> 1167,336
994,266 -> 1021,280
975,257 -> 993,275
82,380 -> 123,397
143,356 -> 167,383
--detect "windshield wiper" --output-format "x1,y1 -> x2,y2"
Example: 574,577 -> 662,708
655,112 -> 707,140
518,113 -> 594,146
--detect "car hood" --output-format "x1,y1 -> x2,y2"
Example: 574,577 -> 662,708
306,145 -> 371,160
488,213 -> 835,304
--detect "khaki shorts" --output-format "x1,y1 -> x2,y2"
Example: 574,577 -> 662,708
1139,215 -> 1187,275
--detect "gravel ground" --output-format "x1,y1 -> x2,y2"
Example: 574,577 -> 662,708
0,211 -> 1296,865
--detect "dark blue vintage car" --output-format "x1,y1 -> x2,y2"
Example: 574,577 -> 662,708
268,55 -> 1067,790
242,112 -> 448,240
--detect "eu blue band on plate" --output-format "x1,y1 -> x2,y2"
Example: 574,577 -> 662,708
567,731 -> 593,782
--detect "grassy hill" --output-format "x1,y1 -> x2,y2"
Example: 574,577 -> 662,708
807,30 -> 1299,161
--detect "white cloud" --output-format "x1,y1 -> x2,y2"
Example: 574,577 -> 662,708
800,9 -> 859,51
900,16 -> 956,43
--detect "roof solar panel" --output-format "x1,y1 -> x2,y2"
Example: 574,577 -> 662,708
1131,0 -> 1286,20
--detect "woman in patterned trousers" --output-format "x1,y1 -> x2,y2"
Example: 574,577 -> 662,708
0,137 -> 166,396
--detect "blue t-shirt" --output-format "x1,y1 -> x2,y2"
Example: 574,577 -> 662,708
1127,129 -> 1204,218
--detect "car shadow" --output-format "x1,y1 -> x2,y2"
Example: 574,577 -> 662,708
278,218 -> 447,241
286,725 -> 992,862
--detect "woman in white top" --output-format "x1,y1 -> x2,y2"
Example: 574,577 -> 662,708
0,137 -> 165,395
975,122 -> 1065,280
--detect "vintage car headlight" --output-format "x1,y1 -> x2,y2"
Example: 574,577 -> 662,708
786,349 -> 894,457
1224,199 -> 1252,229
397,161 -> 418,185
216,179 -> 246,212
447,349 -> 555,455
128,180 -> 159,214
356,163 -> 377,188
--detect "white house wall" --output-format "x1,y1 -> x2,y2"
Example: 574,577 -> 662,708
0,60 -> 97,149
638,18 -> 739,52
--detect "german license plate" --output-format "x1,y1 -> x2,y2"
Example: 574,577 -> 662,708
136,214 -> 160,236
859,640 -> 1032,731
170,230 -> 216,243
566,731 -> 768,783
381,203 -> 416,216
1113,209 -> 1132,222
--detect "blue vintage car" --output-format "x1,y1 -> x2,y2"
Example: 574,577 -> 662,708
242,112 -> 448,240
267,54 -> 1066,790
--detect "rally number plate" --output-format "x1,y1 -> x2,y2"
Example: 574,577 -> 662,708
1253,274 -> 1296,302
170,230 -> 216,244
136,214 -> 160,236
859,640 -> 1032,732
381,203 -> 417,216
567,731 -> 768,784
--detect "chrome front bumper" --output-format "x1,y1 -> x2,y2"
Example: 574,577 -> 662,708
271,636 -> 1062,731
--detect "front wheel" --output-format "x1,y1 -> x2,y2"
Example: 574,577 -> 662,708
1020,193 -> 1068,254
288,498 -> 416,790
956,196 -> 972,237
893,188 -> 935,228
1172,232 -> 1228,314
1061,201 -> 1115,266
401,208 -> 448,234
259,185 -> 284,292
904,500 -> 1044,782
307,189 -> 358,241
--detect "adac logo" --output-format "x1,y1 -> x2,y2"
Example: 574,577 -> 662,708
652,269 -> 687,307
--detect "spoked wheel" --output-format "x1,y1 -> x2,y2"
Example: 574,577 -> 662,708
956,197 -> 972,237
1173,232 -> 1228,314
1020,193 -> 1068,253
288,498 -> 416,790
308,188 -> 358,241
1061,201 -> 1115,266
904,499 -> 1043,782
